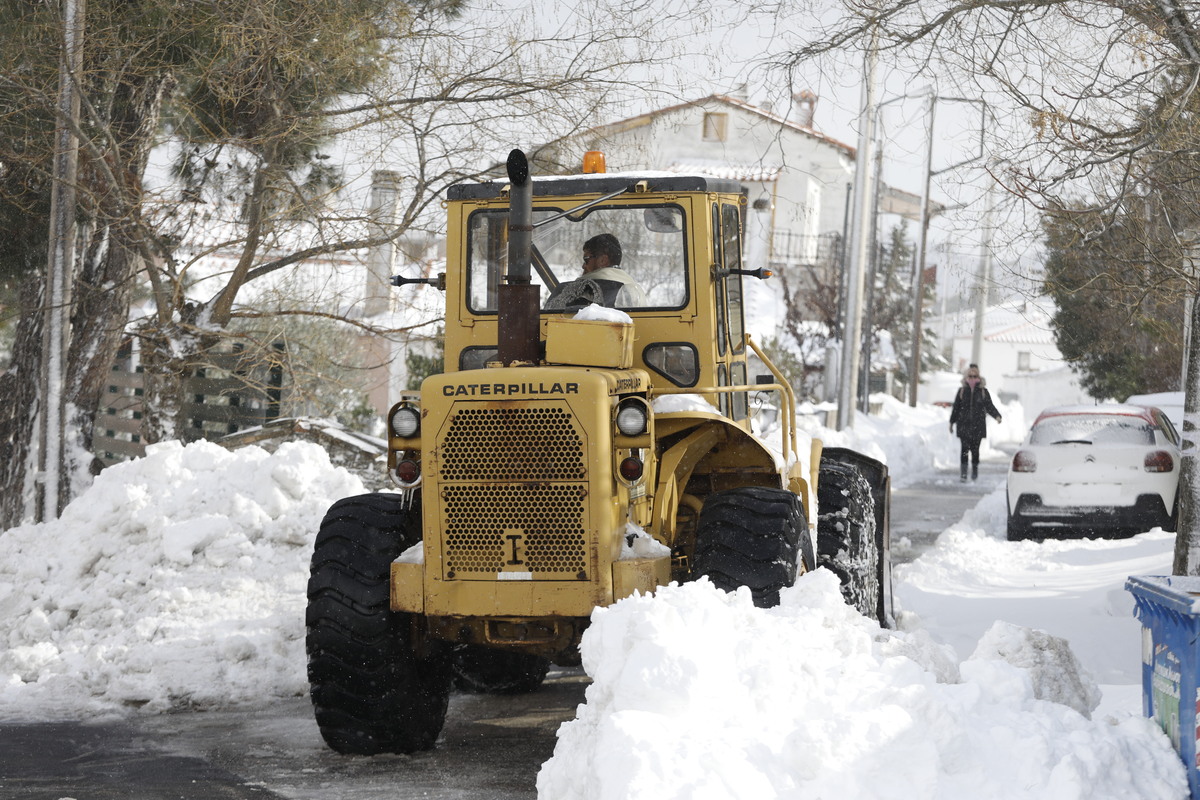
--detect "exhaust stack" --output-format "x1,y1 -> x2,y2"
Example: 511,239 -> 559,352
497,149 -> 541,366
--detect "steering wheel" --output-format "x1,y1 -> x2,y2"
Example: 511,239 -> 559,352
546,278 -> 606,310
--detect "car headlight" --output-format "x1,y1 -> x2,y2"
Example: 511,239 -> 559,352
616,401 -> 648,436
390,405 -> 420,438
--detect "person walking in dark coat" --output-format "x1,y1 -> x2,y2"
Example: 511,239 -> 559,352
949,364 -> 1002,482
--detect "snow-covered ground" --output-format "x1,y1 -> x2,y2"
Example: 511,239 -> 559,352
0,396 -> 1189,798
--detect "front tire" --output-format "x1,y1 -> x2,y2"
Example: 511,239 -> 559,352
306,493 -> 452,754
691,486 -> 806,608
817,460 -> 880,620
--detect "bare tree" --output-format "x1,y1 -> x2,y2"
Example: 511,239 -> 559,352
0,0 -> 699,527
759,0 -> 1200,571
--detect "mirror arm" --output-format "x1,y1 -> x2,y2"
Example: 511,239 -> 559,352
711,266 -> 774,280
391,273 -> 446,290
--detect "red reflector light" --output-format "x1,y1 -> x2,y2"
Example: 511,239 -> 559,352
1012,450 -> 1036,473
1144,450 -> 1174,473
396,459 -> 421,484
619,457 -> 643,481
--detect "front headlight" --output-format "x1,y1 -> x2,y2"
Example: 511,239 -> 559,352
390,405 -> 420,438
616,401 -> 648,436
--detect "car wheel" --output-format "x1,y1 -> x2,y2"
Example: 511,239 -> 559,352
1006,516 -> 1030,542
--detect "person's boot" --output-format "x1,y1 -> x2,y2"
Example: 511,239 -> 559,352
960,464 -> 968,482
971,463 -> 979,481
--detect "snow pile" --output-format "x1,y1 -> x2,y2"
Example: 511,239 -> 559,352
0,440 -> 363,717
573,303 -> 633,323
894,486 -> 1175,687
970,620 -> 1102,718
538,572 -> 1185,799
653,394 -> 721,415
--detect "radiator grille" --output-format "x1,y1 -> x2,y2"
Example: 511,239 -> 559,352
442,484 -> 587,576
439,407 -> 586,481
436,403 -> 591,579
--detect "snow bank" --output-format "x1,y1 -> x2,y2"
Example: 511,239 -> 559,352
538,573 -> 1185,800
0,440 -> 363,718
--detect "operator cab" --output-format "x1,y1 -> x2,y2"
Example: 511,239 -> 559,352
436,163 -> 764,426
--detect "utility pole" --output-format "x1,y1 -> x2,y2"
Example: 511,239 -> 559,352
971,184 -> 995,366
37,0 -> 85,522
837,31 -> 878,430
859,135 -> 885,414
906,95 -> 988,406
908,94 -> 936,407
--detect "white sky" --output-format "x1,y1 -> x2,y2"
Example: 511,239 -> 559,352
0,394 -> 1189,798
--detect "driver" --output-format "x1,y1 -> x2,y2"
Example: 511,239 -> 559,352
545,233 -> 649,309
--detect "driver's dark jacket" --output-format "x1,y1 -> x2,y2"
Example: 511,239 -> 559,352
546,266 -> 648,309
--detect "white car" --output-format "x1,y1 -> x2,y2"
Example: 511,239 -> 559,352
1006,404 -> 1180,541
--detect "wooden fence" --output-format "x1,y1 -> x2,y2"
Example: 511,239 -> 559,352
94,342 -> 285,467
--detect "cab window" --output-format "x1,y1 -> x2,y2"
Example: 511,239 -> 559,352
466,205 -> 689,312
721,203 -> 745,355
712,204 -> 726,357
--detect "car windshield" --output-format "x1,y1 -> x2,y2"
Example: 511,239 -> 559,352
1029,414 -> 1155,446
466,204 -> 688,312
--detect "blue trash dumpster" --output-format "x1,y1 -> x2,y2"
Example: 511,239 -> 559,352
1127,575 -> 1200,799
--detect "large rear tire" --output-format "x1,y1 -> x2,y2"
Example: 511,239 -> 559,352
451,645 -> 551,695
817,460 -> 880,620
691,486 -> 806,608
306,493 -> 452,754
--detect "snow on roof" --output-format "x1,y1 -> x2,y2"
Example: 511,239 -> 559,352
584,93 -> 856,157
943,299 -> 1058,345
665,159 -> 782,183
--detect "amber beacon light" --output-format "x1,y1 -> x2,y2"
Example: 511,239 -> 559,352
582,150 -> 607,173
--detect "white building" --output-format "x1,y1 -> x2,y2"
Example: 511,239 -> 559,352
539,93 -> 928,361
546,93 -> 856,251
927,298 -> 1087,414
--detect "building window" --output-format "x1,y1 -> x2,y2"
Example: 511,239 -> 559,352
1017,352 -> 1031,371
702,112 -> 727,142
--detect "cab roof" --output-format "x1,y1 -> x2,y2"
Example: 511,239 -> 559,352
447,172 -> 745,201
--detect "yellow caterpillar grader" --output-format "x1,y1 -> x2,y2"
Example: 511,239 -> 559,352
306,149 -> 891,754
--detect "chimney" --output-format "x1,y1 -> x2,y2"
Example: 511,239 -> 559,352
793,90 -> 817,128
364,170 -> 400,318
